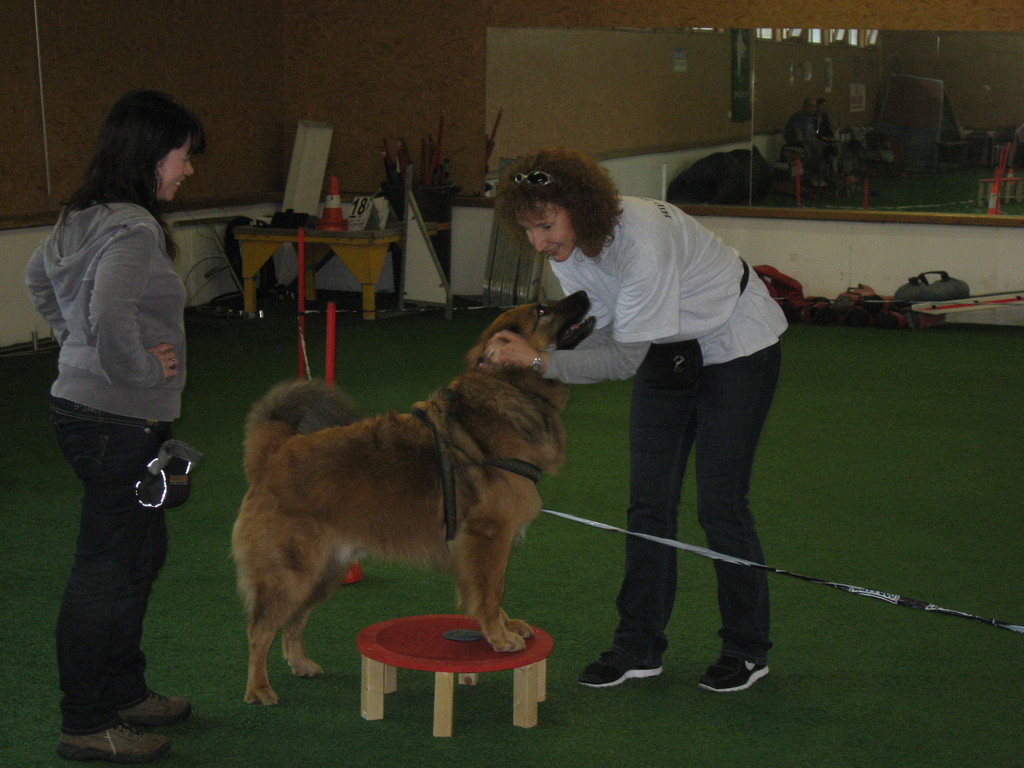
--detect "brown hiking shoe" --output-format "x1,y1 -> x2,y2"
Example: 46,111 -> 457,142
57,723 -> 170,763
118,690 -> 191,727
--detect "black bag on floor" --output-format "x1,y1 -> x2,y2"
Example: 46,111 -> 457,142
894,271 -> 970,306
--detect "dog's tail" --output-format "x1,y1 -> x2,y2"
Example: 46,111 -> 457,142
243,378 -> 360,483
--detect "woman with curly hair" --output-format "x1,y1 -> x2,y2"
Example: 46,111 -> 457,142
489,147 -> 787,693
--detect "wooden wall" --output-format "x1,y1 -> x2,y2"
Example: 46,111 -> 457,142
3,0 -> 1022,225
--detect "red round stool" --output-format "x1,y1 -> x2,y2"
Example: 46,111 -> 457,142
357,614 -> 553,737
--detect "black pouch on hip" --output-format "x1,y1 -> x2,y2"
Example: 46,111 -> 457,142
638,339 -> 703,389
136,439 -> 202,509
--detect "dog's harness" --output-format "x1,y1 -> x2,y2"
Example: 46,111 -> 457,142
411,407 -> 541,542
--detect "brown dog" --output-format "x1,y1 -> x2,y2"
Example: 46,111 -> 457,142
233,291 -> 593,705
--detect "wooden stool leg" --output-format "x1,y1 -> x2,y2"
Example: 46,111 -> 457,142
433,671 -> 455,737
512,662 -> 541,728
384,664 -> 397,694
361,656 -> 389,721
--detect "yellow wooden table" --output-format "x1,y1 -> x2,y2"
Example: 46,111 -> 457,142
233,226 -> 404,319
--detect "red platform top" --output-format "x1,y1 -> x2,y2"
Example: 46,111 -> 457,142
357,614 -> 552,673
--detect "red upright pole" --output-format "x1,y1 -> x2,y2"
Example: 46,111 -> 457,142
863,177 -> 870,209
322,297 -> 362,585
989,142 -> 1011,215
325,301 -> 336,386
297,227 -> 306,378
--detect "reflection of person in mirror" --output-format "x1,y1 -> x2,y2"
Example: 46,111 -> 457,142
815,97 -> 840,178
814,97 -> 837,143
783,97 -> 827,186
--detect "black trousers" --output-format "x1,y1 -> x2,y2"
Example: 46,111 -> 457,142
611,342 -> 781,667
51,399 -> 170,734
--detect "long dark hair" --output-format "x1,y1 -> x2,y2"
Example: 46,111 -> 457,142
65,90 -> 206,256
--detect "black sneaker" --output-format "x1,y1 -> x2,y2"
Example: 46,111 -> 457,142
698,655 -> 769,692
578,651 -> 663,688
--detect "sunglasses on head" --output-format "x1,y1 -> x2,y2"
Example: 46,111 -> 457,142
513,170 -> 553,185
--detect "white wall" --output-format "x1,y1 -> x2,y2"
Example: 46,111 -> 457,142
690,215 -> 1024,326
2,225 -> 55,348
3,175 -> 1022,348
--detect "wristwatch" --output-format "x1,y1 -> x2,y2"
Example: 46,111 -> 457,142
531,354 -> 542,372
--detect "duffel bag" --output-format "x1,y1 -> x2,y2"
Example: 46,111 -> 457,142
894,271 -> 970,306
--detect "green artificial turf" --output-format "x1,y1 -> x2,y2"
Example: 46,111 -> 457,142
1,297 -> 1022,767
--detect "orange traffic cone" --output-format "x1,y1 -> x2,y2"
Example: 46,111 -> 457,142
987,181 -> 1002,215
343,561 -> 363,584
316,175 -> 348,230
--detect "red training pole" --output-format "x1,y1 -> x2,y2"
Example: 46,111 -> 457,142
325,301 -> 336,386
297,227 -> 306,378
863,177 -> 869,209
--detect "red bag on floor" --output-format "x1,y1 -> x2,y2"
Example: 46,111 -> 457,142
754,265 -> 808,322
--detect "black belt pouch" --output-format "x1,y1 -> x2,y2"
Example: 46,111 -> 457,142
637,339 -> 703,389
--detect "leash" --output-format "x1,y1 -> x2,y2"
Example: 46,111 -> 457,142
412,408 -> 542,542
541,508 -> 1024,636
412,408 -> 458,541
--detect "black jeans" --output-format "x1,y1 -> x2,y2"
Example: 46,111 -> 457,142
51,398 -> 170,734
611,342 -> 781,668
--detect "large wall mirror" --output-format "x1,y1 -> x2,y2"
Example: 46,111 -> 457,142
486,28 -> 1024,221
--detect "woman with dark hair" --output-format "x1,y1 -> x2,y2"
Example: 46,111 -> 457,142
489,147 -> 786,693
26,89 -> 205,764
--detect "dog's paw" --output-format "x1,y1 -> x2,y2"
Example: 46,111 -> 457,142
244,686 -> 280,706
287,657 -> 324,678
486,631 -> 527,653
504,618 -> 535,639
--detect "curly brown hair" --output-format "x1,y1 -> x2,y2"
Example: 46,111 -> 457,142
494,148 -> 622,258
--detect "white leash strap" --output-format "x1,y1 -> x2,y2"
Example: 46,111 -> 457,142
541,508 -> 1024,636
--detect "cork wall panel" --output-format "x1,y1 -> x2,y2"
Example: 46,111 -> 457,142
4,0 -> 1023,220
2,0 -> 285,221
278,1 -> 487,199
1,5 -> 48,218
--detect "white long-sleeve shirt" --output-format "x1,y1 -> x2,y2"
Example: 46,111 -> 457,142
545,197 -> 787,384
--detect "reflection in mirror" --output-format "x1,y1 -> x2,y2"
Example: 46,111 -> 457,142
486,28 -> 1024,217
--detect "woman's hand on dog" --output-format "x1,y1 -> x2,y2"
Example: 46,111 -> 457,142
483,331 -> 547,374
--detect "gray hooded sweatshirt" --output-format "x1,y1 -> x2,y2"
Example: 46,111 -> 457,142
25,202 -> 186,422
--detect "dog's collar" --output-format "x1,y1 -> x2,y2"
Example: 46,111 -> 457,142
412,407 -> 541,542
485,457 -> 542,483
